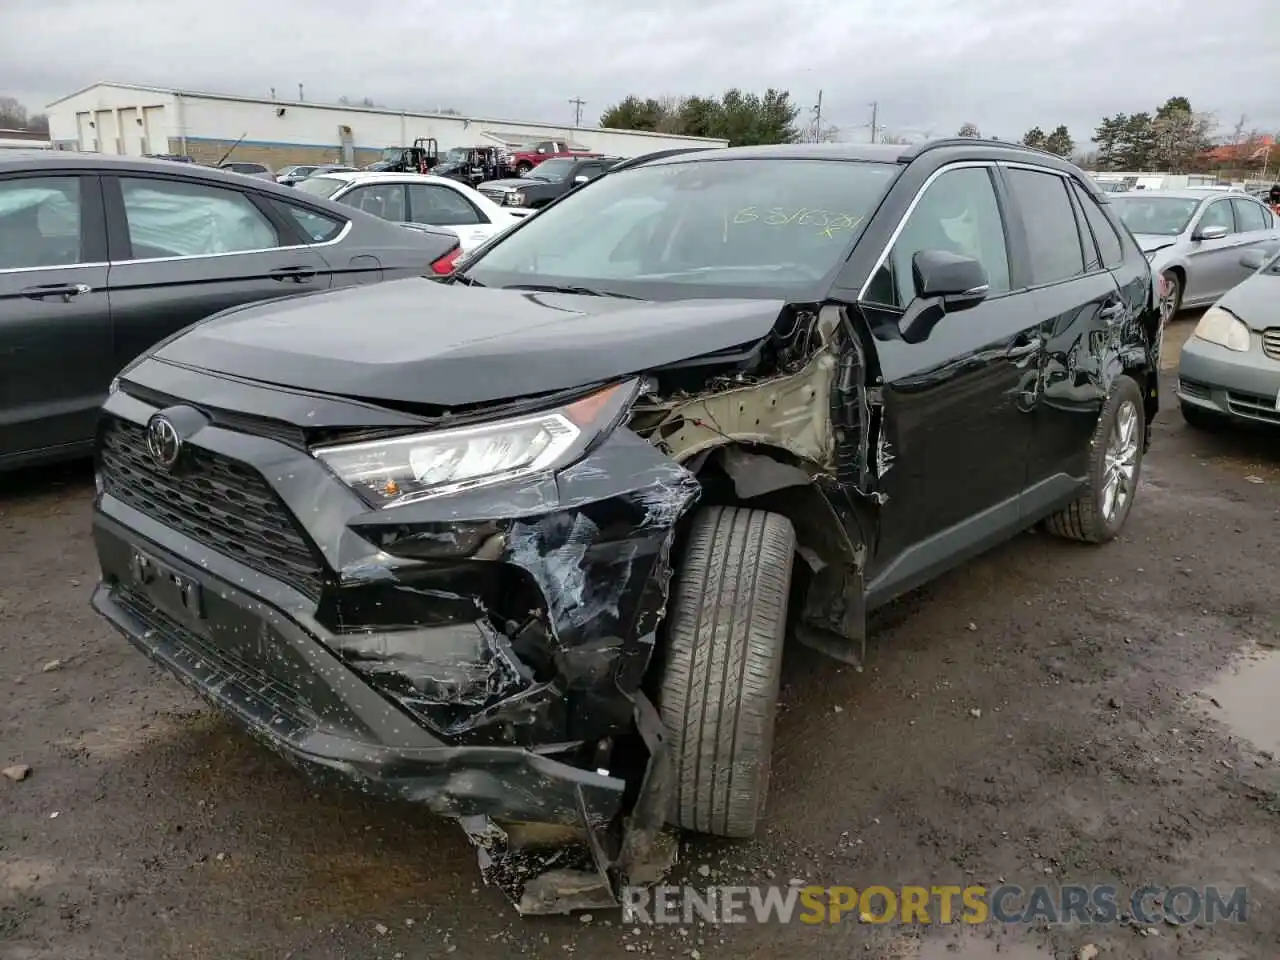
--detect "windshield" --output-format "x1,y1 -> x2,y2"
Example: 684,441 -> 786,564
522,158 -> 575,181
1110,196 -> 1201,236
294,176 -> 347,199
380,147 -> 404,162
289,166 -> 318,177
462,158 -> 900,298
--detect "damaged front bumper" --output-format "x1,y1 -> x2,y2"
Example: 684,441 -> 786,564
90,369 -> 700,913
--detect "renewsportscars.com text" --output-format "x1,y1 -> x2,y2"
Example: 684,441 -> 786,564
622,884 -> 1248,926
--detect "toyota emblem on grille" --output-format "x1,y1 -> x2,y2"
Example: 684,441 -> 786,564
145,414 -> 182,469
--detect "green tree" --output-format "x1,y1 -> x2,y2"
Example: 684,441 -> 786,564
1119,113 -> 1158,169
599,89 -> 800,145
1042,125 -> 1074,157
1092,114 -> 1128,169
1021,126 -> 1047,149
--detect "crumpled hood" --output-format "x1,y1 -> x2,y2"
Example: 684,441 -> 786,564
1216,268 -> 1280,332
154,278 -> 786,408
1133,234 -> 1178,256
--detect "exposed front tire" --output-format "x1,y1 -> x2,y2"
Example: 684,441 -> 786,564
658,506 -> 795,839
1160,270 -> 1183,325
1045,375 -> 1146,544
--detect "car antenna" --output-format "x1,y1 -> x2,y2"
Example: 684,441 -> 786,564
215,132 -> 249,167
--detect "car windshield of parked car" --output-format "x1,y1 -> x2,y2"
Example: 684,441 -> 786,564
463,158 -> 899,297
1110,196 -> 1200,236
522,159 -> 575,181
295,176 -> 347,199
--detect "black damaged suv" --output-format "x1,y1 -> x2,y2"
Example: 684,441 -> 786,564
91,140 -> 1159,914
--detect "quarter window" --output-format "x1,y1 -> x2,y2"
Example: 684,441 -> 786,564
338,183 -> 406,222
867,166 -> 1011,308
1197,199 -> 1234,234
407,183 -> 484,226
271,200 -> 346,243
0,176 -> 82,270
1231,198 -> 1268,232
1071,183 -> 1125,269
1004,168 -> 1086,285
119,177 -> 278,259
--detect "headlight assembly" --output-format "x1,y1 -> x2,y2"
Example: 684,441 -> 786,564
1192,306 -> 1251,353
313,380 -> 638,508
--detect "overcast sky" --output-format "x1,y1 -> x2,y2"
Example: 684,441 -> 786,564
4,0 -> 1277,147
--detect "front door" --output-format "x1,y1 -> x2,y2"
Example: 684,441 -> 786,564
1183,197 -> 1243,304
859,163 -> 1041,603
102,173 -> 333,372
0,172 -> 114,463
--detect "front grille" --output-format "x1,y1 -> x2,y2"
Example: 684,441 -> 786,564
1178,378 -> 1211,401
100,417 -> 325,599
1226,390 -> 1280,424
479,189 -> 507,204
1263,329 -> 1280,363
120,382 -> 307,448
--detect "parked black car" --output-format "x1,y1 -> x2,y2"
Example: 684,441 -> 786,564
91,140 -> 1159,915
0,151 -> 460,469
477,155 -> 621,210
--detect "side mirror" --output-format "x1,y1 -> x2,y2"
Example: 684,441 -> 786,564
1239,249 -> 1268,271
573,175 -> 588,185
1193,223 -> 1229,241
899,250 -> 989,344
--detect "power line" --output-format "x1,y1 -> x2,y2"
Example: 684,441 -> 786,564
569,97 -> 586,127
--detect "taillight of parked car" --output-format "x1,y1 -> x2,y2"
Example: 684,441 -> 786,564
430,247 -> 462,276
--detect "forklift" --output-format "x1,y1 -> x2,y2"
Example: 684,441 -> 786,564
367,137 -> 439,173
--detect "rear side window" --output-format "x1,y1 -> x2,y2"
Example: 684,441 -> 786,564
1004,168 -> 1085,285
1232,198 -> 1268,232
271,200 -> 346,243
0,176 -> 81,270
1071,183 -> 1125,269
339,183 -> 406,222
119,177 -> 279,259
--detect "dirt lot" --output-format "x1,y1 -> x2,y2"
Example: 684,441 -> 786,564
2,317 -> 1278,960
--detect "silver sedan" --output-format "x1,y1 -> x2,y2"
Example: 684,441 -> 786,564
1177,247 -> 1280,429
1108,189 -> 1280,322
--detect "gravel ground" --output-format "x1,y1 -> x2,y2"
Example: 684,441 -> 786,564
2,317 -> 1278,960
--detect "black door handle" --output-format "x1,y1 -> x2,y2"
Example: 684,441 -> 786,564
1006,335 -> 1043,360
20,282 -> 92,301
1099,301 -> 1126,323
269,266 -> 317,283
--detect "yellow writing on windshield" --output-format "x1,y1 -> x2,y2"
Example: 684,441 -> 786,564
729,206 -> 864,239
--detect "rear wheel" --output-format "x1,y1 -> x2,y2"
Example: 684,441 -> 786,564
1045,375 -> 1146,544
658,506 -> 795,839
515,161 -> 533,175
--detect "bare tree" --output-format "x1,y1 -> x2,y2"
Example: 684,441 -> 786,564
878,132 -> 911,145
957,122 -> 981,138
0,95 -> 29,129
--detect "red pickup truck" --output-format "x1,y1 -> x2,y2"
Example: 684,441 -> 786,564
501,139 -> 599,175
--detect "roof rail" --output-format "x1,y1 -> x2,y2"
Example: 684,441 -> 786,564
902,137 -> 1069,163
609,147 -> 718,172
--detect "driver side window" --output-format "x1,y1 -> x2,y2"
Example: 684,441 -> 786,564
866,166 -> 1011,308
1197,200 -> 1235,234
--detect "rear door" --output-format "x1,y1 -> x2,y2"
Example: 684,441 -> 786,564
103,173 -> 333,372
1232,196 -> 1280,262
0,171 -> 113,462
999,164 -> 1127,504
404,182 -> 493,249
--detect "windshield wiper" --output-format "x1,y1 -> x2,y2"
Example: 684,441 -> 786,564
505,283 -> 641,299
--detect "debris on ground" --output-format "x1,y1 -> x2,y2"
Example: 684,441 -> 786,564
41,659 -> 63,673
969,708 -> 982,719
1078,946 -> 1099,960
3,764 -> 31,781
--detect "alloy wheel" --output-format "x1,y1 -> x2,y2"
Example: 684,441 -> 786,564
1102,400 -> 1140,522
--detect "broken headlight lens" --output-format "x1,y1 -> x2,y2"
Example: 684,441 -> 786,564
313,380 -> 637,508
1192,306 -> 1251,353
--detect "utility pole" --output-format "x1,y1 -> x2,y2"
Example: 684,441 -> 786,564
811,89 -> 823,142
569,98 -> 586,127
869,101 -> 878,143
298,83 -> 304,102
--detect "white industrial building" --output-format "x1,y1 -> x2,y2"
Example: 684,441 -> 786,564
45,82 -> 728,168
